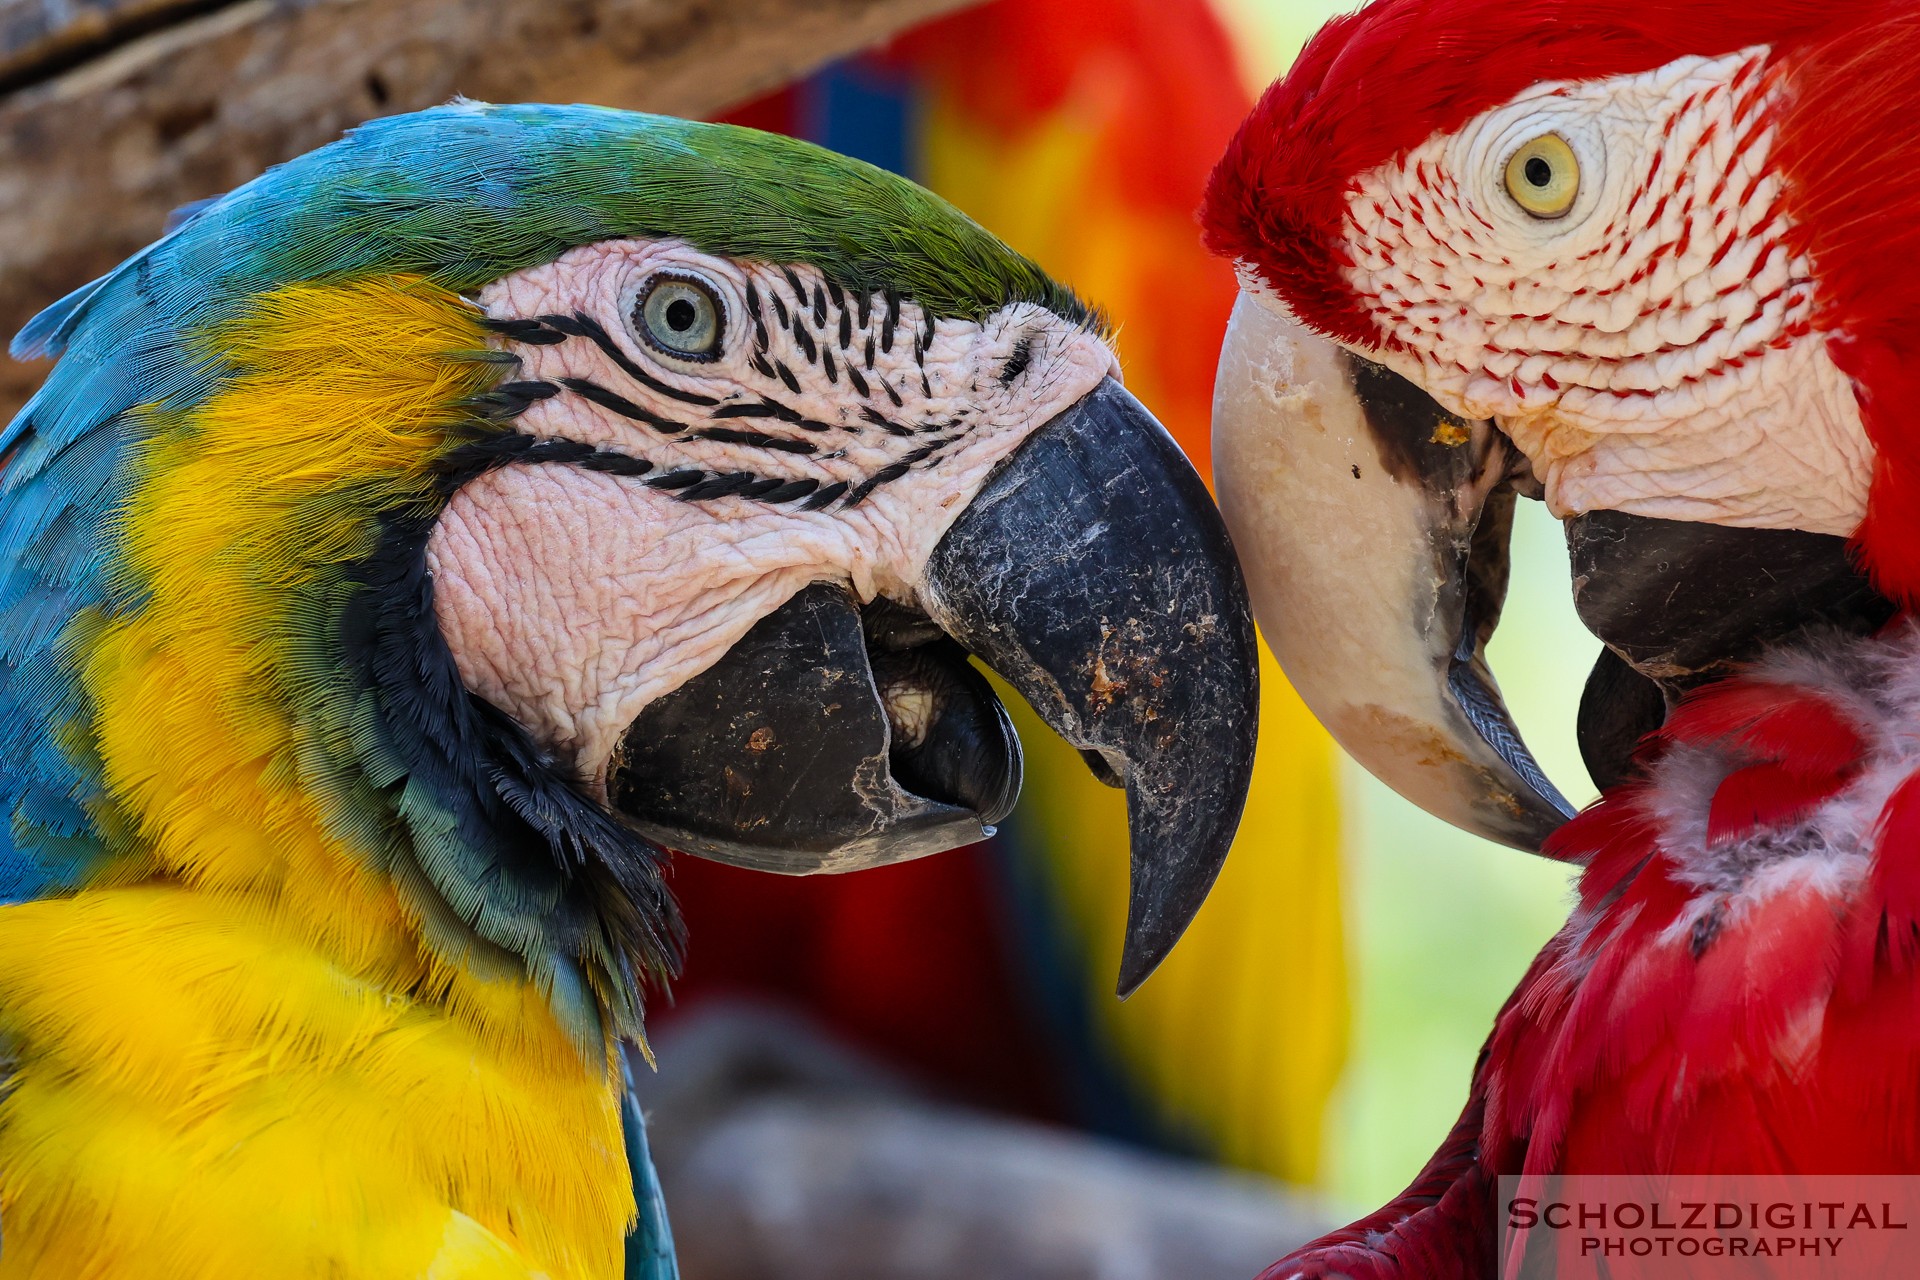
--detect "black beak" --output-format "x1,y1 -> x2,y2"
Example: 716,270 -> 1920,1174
609,378 -> 1260,996
1569,511 -> 1894,790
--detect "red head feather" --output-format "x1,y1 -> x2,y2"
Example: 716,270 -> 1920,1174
1203,0 -> 1839,346
1202,0 -> 1920,601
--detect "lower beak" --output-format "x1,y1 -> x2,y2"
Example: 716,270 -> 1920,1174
1567,510 -> 1894,789
1213,290 -> 1897,841
611,378 -> 1260,995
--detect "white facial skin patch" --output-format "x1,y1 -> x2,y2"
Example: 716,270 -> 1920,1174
427,238 -> 1115,786
1338,48 -> 1873,537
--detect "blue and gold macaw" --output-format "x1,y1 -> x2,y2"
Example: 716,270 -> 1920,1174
0,102 -> 1259,1277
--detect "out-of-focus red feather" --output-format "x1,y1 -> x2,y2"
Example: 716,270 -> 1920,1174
1775,8 -> 1920,600
663,854 -> 1069,1118
888,0 -> 1252,473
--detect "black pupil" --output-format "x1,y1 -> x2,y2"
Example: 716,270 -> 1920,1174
1524,156 -> 1554,188
665,296 -> 698,332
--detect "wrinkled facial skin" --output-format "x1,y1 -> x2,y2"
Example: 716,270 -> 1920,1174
1343,47 -> 1871,537
426,239 -> 1115,786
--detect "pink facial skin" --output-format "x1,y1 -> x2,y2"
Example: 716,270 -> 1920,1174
428,238 -> 1118,789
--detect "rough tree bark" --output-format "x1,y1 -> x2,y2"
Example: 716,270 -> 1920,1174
0,0 -> 973,416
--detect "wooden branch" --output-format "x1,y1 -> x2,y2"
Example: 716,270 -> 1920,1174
633,1008 -> 1331,1280
0,0 -> 972,417
666,1096 -> 1330,1280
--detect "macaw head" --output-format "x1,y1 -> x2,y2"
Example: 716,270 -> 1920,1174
1201,0 -> 1912,847
3,102 -> 1258,1046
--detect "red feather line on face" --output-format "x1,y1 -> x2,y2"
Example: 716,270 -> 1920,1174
1198,0 -> 1845,348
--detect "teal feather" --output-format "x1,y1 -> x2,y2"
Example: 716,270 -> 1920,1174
621,1056 -> 680,1280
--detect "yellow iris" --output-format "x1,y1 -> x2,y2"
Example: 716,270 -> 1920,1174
1504,133 -> 1580,219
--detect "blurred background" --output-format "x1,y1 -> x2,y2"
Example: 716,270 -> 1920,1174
0,0 -> 1598,1275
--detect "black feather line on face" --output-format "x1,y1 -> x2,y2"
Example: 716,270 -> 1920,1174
791,316 -> 818,364
746,281 -> 770,355
452,417 -> 871,512
693,426 -> 818,456
801,480 -> 850,511
675,471 -> 759,502
480,320 -> 967,514
558,377 -> 690,434
470,380 -> 563,418
540,313 -> 719,408
757,477 -> 820,504
845,460 -> 911,507
710,399 -> 842,432
348,447 -> 686,1038
859,406 -> 914,437
999,333 -> 1035,386
645,467 -> 704,490
482,316 -> 568,346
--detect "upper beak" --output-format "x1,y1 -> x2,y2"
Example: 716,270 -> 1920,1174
610,377 -> 1260,995
1213,290 -> 1898,842
1212,291 -> 1570,852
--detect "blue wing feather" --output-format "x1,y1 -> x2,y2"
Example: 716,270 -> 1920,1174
620,1056 -> 679,1280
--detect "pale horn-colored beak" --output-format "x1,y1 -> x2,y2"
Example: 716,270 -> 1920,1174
1211,289 -> 1571,852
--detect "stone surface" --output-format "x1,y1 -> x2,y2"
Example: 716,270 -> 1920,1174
0,0 -> 971,417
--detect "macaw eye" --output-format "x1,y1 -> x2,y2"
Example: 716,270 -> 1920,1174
635,273 -> 724,359
1503,133 -> 1580,219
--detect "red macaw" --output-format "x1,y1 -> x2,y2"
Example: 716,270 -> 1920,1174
1204,1 -> 1920,1274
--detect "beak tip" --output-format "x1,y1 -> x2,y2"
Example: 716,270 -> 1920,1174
1114,940 -> 1162,1000
928,376 -> 1260,1003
